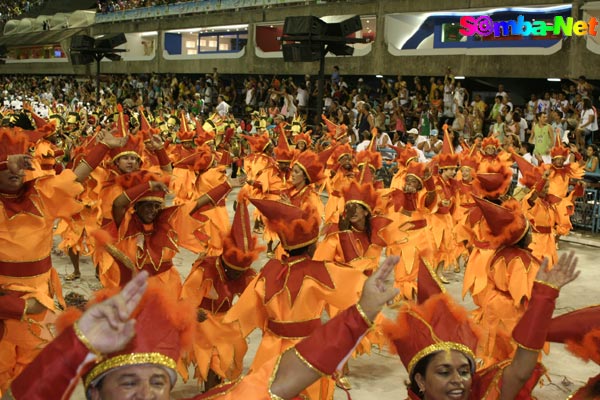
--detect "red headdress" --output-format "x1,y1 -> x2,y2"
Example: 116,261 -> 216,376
291,150 -> 325,184
53,282 -> 196,395
382,293 -> 481,381
113,104 -> 129,137
473,163 -> 513,198
459,142 -> 480,171
249,199 -> 320,250
138,106 -> 160,141
221,199 -> 265,271
242,132 -> 271,153
473,196 -> 529,248
109,133 -> 144,163
273,131 -> 297,163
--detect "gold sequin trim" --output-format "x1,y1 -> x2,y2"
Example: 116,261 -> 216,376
73,321 -> 104,360
533,280 -> 559,292
345,200 -> 372,214
293,347 -> 326,376
355,303 -> 374,328
84,352 -> 176,389
407,342 -> 475,377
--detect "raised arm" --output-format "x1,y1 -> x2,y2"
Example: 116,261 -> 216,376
499,251 -> 579,400
270,256 -> 399,398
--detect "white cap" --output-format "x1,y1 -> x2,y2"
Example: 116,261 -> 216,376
358,78 -> 364,82
407,128 -> 419,135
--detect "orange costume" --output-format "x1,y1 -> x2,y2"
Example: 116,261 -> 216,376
224,200 -> 365,400
382,162 -> 437,299
322,144 -> 356,225
9,284 -> 375,400
383,262 -> 558,400
462,162 -> 514,302
468,197 -> 540,366
180,200 -> 262,383
94,171 -> 232,292
0,126 -> 113,392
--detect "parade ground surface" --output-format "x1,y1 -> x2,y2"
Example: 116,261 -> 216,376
57,186 -> 600,399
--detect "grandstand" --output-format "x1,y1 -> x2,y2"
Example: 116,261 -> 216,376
0,0 -> 598,80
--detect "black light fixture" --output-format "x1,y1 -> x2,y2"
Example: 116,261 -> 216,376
70,33 -> 127,101
280,15 -> 368,117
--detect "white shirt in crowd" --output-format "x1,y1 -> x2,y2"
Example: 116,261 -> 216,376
216,100 -> 230,117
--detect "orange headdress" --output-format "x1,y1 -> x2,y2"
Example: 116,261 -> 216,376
0,127 -> 33,162
356,134 -> 382,171
249,199 -> 320,250
405,161 -> 428,186
109,133 -> 144,163
389,143 -> 419,166
481,136 -> 501,151
329,143 -> 354,169
435,126 -> 459,169
322,114 -> 347,141
473,163 -> 513,198
293,132 -> 312,148
242,132 -> 271,153
221,200 -> 265,271
512,151 -> 544,189
382,293 -> 480,380
473,196 -> 529,248
273,131 -> 297,163
342,178 -> 380,215
114,170 -> 170,203
459,141 -> 480,171
291,150 -> 325,184
173,145 -> 215,172
177,110 -> 196,142
194,119 -> 216,147
550,134 -> 569,159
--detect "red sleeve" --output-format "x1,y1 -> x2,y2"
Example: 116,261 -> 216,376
0,293 -> 25,321
10,326 -> 91,399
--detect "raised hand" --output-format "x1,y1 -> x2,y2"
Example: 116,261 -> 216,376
76,271 -> 149,354
536,250 -> 580,289
358,256 -> 400,320
97,128 -> 127,149
149,180 -> 169,193
145,134 -> 165,151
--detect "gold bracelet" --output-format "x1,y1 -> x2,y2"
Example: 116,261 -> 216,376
355,303 -> 374,328
534,280 -> 560,291
73,321 -> 104,360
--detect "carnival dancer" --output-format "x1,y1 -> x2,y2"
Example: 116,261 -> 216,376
0,124 -> 124,393
180,200 -> 263,390
94,170 -> 244,291
224,199 -> 367,400
384,250 -> 580,399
